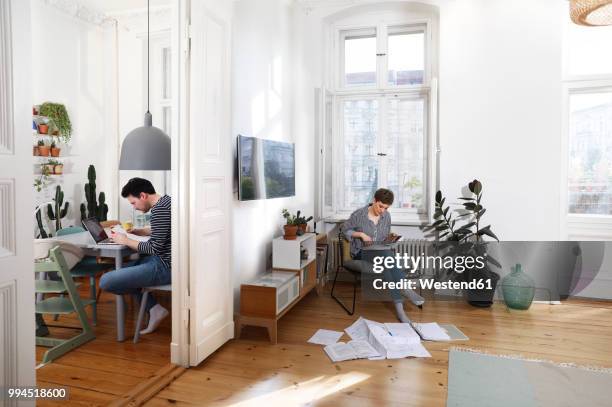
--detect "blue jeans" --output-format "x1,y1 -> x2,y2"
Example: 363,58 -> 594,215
354,250 -> 404,302
99,255 -> 171,312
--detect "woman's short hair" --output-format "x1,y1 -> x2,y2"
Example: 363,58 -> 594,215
374,188 -> 394,205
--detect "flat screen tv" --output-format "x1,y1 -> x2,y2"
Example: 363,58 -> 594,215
237,135 -> 295,201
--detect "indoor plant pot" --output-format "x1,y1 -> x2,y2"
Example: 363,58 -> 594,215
38,123 -> 48,134
38,145 -> 50,156
298,224 -> 308,234
41,164 -> 54,174
53,164 -> 64,175
50,147 -> 61,157
283,225 -> 298,240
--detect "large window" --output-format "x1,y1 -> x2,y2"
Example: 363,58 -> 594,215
564,20 -> 612,237
328,21 -> 434,222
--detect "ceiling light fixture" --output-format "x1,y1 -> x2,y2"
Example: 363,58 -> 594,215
119,0 -> 171,170
570,0 -> 612,26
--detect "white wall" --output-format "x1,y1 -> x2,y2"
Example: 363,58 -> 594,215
231,0 -> 315,307
31,0 -> 115,232
437,0 -> 565,241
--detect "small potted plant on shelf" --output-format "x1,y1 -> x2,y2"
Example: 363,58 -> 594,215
295,210 -> 313,235
281,209 -> 299,240
39,102 -> 72,143
46,159 -> 63,175
50,141 -> 61,157
38,121 -> 49,134
37,139 -> 49,157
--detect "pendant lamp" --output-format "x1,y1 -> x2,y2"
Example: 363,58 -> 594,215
119,0 -> 171,170
570,0 -> 612,26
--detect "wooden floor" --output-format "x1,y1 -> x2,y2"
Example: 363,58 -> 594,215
36,277 -> 173,406
146,285 -> 612,407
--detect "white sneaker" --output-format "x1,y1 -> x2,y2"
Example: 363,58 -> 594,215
401,289 -> 425,306
140,304 -> 169,335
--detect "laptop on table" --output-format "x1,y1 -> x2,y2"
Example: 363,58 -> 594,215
82,217 -> 120,245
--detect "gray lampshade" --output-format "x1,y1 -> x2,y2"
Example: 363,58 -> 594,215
119,112 -> 171,170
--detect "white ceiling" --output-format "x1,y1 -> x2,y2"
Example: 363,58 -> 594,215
75,0 -> 171,15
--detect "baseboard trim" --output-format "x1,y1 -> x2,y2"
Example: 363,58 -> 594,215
109,363 -> 186,407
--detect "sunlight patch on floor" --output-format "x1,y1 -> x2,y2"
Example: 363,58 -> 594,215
228,371 -> 370,406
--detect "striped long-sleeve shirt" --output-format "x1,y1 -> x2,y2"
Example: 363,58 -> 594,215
343,204 -> 391,259
138,195 -> 171,269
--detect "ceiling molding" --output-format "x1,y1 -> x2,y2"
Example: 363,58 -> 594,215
40,0 -> 113,26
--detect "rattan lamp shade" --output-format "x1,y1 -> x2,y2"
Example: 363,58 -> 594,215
571,0 -> 612,26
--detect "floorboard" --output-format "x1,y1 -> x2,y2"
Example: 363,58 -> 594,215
147,284 -> 612,407
36,276 -> 172,406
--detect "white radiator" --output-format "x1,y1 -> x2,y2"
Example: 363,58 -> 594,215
329,238 -> 432,276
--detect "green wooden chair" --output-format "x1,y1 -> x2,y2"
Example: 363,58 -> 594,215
35,246 -> 96,364
56,226 -> 110,325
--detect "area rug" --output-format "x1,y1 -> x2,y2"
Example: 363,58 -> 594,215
447,347 -> 612,407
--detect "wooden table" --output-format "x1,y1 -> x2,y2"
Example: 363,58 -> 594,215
54,231 -> 135,342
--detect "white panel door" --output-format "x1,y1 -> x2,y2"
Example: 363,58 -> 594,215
188,1 -> 233,366
0,0 -> 36,397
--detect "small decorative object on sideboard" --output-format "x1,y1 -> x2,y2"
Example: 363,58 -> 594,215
501,263 -> 535,310
295,210 -> 313,235
50,141 -> 61,157
281,208 -> 299,240
37,140 -> 50,157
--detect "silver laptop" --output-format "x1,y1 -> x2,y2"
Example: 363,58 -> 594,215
82,217 -> 120,245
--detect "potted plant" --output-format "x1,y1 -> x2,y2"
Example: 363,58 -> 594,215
37,140 -> 50,157
424,179 -> 501,307
38,122 -> 49,134
34,167 -> 51,192
281,209 -> 299,240
39,102 -> 72,143
50,141 -> 61,157
295,210 -> 313,235
47,159 -> 63,174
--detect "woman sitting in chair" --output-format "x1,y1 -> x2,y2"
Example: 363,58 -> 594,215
343,188 -> 424,323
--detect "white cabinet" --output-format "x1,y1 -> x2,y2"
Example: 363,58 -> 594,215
272,233 -> 316,270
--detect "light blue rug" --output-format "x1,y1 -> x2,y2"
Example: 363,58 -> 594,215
447,348 -> 612,407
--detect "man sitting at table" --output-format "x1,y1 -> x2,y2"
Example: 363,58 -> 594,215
100,177 -> 171,335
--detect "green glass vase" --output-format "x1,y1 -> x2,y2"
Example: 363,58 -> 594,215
501,263 -> 535,310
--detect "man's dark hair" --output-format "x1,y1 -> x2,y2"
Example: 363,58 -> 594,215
374,188 -> 394,205
121,178 -> 156,198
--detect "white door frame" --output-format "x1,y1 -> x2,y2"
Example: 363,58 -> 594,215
1,0 -> 36,397
170,0 -> 191,367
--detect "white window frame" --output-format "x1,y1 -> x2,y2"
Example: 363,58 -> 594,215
561,21 -> 612,240
325,17 -> 437,225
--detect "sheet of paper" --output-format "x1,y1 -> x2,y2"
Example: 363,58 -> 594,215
307,329 -> 344,346
110,226 -> 150,242
345,317 -> 369,341
324,342 -> 355,362
367,325 -> 392,359
348,340 -> 381,359
381,336 -> 432,359
384,323 -> 421,343
413,322 -> 451,341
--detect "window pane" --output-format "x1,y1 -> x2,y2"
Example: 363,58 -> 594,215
324,95 -> 333,208
388,31 -> 424,86
162,47 -> 171,98
343,100 -> 378,209
568,92 -> 612,215
344,33 -> 376,87
385,98 -> 425,209
162,106 -> 171,136
567,21 -> 612,76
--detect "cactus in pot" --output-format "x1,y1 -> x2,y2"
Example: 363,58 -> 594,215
47,185 -> 69,233
79,165 -> 109,221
